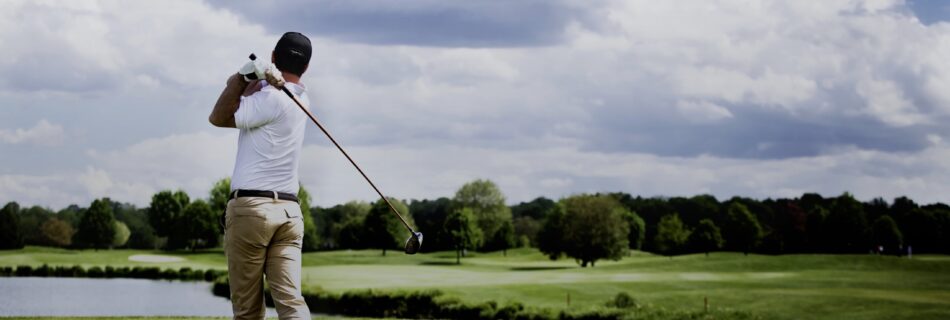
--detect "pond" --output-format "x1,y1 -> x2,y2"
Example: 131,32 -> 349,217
0,277 -> 278,317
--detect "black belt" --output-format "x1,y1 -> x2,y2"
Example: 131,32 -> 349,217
229,189 -> 299,203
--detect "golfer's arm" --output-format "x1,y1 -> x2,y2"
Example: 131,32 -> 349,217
209,73 -> 247,128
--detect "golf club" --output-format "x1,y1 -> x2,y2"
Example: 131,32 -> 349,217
247,54 -> 423,254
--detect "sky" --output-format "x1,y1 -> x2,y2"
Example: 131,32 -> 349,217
4,0 -> 950,209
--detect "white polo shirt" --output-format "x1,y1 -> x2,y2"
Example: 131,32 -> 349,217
230,82 -> 309,194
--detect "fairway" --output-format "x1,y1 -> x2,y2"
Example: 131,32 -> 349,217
2,247 -> 949,319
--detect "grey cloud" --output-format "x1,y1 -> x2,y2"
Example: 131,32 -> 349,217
210,0 -> 595,47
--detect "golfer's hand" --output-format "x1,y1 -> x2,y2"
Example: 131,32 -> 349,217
264,65 -> 285,88
239,60 -> 265,82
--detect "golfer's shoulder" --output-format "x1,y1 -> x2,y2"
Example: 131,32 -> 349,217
248,85 -> 284,103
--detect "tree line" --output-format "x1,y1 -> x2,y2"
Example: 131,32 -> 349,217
2,180 -> 949,267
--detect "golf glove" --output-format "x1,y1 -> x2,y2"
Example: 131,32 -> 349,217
239,61 -> 286,87
239,59 -> 267,82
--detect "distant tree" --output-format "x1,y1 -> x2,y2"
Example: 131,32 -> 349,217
453,179 -> 512,251
0,202 -> 24,249
559,195 -> 630,267
444,208 -> 483,264
116,207 -> 158,250
209,177 -> 231,215
511,197 -> 557,220
337,218 -> 366,249
174,200 -> 219,251
806,206 -> 829,251
654,214 -> 690,256
512,216 -> 542,247
148,190 -> 189,238
622,211 -> 646,251
900,208 -> 939,252
363,198 -> 412,256
75,198 -> 117,250
824,193 -> 868,253
297,185 -> 319,252
537,206 -> 565,260
18,205 -> 54,245
723,202 -> 763,255
409,197 -> 453,252
690,219 -> 724,256
112,221 -> 130,248
490,219 -> 517,256
40,218 -> 75,247
870,215 -> 902,254
331,201 -> 372,249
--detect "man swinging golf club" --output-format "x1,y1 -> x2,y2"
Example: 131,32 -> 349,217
210,30 -> 424,320
209,32 -> 313,319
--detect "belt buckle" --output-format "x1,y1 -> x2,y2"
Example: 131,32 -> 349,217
272,191 -> 278,202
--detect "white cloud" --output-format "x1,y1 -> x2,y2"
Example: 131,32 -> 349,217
0,119 -> 65,146
676,100 -> 734,123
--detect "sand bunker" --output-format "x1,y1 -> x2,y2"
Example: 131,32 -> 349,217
128,254 -> 185,263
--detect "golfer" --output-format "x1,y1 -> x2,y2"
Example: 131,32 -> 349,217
209,32 -> 313,319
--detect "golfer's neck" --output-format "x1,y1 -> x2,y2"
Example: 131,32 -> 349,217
282,72 -> 302,85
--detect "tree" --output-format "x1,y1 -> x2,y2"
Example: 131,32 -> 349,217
723,202 -> 763,255
654,214 -> 690,256
511,197 -> 557,220
806,206 -> 828,251
0,202 -> 24,249
512,216 -> 542,247
453,179 -> 512,251
559,195 -> 630,267
363,198 -> 412,256
870,215 -> 902,255
490,219 -> 517,256
323,200 -> 371,249
690,219 -> 724,256
824,193 -> 868,253
537,206 -> 565,260
410,197 -> 453,253
113,221 -> 130,248
622,211 -> 646,251
297,185 -> 319,252
209,177 -> 231,214
148,190 -> 189,238
444,208 -> 483,264
75,198 -> 117,250
40,218 -> 75,247
174,200 -> 220,251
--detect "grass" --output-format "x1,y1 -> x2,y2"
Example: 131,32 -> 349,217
2,246 -> 949,319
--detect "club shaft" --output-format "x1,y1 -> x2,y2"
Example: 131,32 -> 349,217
280,87 -> 415,234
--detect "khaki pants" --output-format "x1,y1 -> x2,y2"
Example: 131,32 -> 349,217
225,197 -> 311,320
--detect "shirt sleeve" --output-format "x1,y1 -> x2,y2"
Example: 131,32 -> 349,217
235,91 -> 280,130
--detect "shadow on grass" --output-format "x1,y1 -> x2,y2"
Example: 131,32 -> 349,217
509,266 -> 574,271
419,261 -> 460,266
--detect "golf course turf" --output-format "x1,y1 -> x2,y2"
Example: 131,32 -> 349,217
2,246 -> 949,319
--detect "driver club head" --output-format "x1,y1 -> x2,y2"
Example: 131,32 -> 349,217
404,232 -> 423,255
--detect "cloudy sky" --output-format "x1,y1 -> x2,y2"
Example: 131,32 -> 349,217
4,0 -> 950,209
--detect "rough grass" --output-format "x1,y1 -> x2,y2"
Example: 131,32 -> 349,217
2,247 -> 949,319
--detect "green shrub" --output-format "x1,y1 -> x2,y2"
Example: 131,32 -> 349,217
87,266 -> 104,278
0,266 -> 12,276
606,292 -> 639,309
71,265 -> 86,277
34,264 -> 51,277
15,265 -> 32,276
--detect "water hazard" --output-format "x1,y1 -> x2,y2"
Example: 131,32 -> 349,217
0,277 -> 278,317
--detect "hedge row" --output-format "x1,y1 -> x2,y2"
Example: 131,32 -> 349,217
213,279 -> 762,320
0,264 -> 225,282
